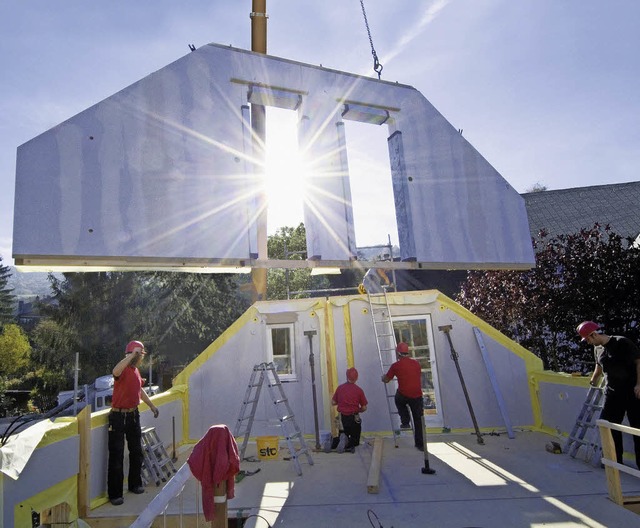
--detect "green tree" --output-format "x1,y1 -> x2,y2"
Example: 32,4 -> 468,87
0,323 -> 31,376
40,272 -> 146,382
0,256 -> 15,328
456,225 -> 640,372
34,269 -> 249,381
142,271 -> 249,364
267,223 -> 331,299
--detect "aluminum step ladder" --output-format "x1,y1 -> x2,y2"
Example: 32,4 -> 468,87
234,362 -> 314,475
141,426 -> 177,486
563,380 -> 605,465
366,287 -> 402,447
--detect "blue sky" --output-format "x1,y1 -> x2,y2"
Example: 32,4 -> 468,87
1,1 -> 639,264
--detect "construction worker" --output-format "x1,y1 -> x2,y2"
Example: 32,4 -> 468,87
382,342 -> 424,451
327,367 -> 368,453
577,321 -> 640,468
108,340 -> 159,506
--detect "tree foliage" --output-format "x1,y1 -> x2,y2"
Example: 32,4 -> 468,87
142,271 -> 249,364
0,256 -> 15,328
31,270 -> 249,389
456,225 -> 640,372
267,224 -> 330,299
0,323 -> 31,376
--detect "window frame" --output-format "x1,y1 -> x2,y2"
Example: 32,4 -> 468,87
266,323 -> 297,381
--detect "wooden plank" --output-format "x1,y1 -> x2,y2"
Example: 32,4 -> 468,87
77,405 -> 91,518
41,502 -> 71,523
598,422 -> 623,505
367,437 -> 384,494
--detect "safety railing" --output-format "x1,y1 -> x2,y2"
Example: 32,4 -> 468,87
596,419 -> 640,508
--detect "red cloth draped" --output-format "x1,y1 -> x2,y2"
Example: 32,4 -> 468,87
187,424 -> 240,521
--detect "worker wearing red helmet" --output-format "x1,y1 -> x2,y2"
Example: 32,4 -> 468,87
577,321 -> 640,469
107,340 -> 159,506
382,342 -> 424,451
327,367 -> 368,453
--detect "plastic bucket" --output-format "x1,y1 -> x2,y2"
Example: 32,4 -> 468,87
320,430 -> 332,444
256,436 -> 279,460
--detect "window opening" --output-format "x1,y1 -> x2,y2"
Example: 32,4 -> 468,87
267,323 -> 296,380
344,120 -> 398,250
265,107 -> 306,242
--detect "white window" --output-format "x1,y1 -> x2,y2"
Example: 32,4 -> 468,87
267,324 -> 296,380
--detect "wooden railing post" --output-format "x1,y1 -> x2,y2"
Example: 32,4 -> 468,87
77,405 -> 91,518
598,419 -> 624,505
211,481 -> 228,528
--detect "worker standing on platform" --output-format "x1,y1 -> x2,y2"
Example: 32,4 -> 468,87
577,321 -> 640,468
108,340 -> 159,506
382,342 -> 424,451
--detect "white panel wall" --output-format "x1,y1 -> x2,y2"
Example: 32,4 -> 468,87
14,43 -> 534,270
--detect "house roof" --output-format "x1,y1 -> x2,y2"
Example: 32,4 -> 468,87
523,181 -> 640,241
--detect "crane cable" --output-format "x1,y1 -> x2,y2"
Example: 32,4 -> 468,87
359,0 -> 383,79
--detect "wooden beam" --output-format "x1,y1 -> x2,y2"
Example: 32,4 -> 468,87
367,437 -> 384,494
77,405 -> 91,518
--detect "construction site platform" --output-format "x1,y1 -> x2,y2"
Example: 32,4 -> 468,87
86,429 -> 640,527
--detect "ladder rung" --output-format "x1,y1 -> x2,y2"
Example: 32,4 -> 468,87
273,398 -> 287,404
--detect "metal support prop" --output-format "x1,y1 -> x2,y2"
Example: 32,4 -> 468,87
420,412 -> 436,475
438,325 -> 484,445
305,330 -> 321,450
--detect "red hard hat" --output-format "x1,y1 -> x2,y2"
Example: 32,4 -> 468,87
396,342 -> 409,355
125,340 -> 145,354
576,321 -> 600,341
346,367 -> 358,382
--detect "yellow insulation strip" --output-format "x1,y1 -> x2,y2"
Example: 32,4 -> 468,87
343,303 -> 354,368
172,306 -> 258,441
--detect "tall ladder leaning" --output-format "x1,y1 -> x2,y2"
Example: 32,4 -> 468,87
563,379 -> 605,465
234,362 -> 314,475
367,286 -> 401,447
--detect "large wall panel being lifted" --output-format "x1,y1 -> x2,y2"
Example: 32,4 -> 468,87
13,43 -> 534,271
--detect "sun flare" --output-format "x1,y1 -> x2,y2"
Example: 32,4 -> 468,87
265,108 -> 306,233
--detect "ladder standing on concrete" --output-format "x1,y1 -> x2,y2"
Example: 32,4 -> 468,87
234,362 -> 314,475
564,380 -> 605,465
366,286 -> 402,447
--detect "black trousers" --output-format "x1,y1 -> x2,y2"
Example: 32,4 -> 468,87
330,414 -> 362,449
108,409 -> 143,499
341,413 -> 362,448
601,387 -> 640,468
395,391 -> 424,448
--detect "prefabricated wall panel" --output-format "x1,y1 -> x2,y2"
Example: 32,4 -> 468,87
14,43 -> 534,270
184,292 -> 537,440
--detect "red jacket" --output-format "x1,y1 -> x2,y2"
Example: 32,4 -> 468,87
187,424 -> 240,521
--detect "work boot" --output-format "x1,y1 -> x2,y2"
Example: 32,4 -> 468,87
323,436 -> 333,453
110,497 -> 124,506
336,433 -> 348,453
129,486 -> 145,494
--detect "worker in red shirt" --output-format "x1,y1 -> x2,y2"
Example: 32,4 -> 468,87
382,342 -> 424,451
108,340 -> 159,506
328,368 -> 368,453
